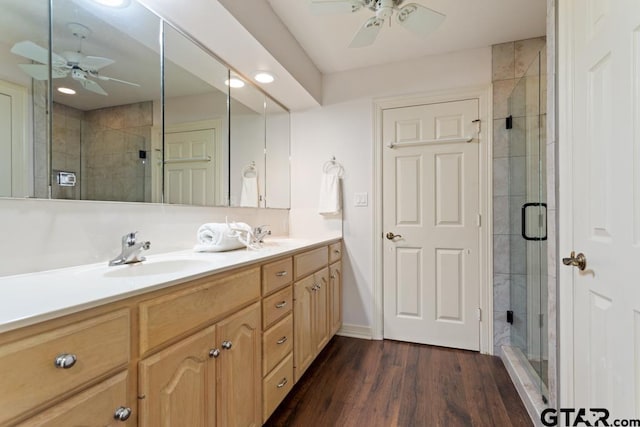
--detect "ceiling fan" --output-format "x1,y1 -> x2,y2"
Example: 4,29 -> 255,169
10,23 -> 139,96
310,0 -> 446,48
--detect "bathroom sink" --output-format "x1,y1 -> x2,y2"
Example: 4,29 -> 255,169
103,259 -> 212,278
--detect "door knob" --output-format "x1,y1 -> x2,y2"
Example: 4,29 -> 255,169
386,232 -> 402,240
562,251 -> 587,271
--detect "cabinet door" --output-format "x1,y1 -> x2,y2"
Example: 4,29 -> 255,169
293,275 -> 315,383
329,261 -> 342,336
138,325 -> 217,427
216,302 -> 261,427
314,268 -> 330,353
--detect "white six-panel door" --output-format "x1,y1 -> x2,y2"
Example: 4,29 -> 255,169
164,128 -> 217,206
382,99 -> 480,351
561,0 -> 640,418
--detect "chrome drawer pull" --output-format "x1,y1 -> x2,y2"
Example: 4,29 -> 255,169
275,301 -> 287,309
333,250 -> 340,254
276,336 -> 288,345
222,340 -> 232,350
114,406 -> 132,421
54,353 -> 77,369
209,348 -> 220,358
330,274 -> 335,280
276,378 -> 288,388
275,271 -> 288,277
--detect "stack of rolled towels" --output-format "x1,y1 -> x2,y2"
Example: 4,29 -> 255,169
194,221 -> 256,252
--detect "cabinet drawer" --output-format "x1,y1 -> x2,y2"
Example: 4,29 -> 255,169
262,286 -> 292,329
263,353 -> 294,423
19,371 -> 131,426
0,309 -> 130,425
263,314 -> 293,375
329,242 -> 342,264
294,247 -> 328,279
139,267 -> 260,355
262,257 -> 292,295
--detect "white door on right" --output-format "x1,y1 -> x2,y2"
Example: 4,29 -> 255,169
565,0 -> 640,418
382,99 -> 480,351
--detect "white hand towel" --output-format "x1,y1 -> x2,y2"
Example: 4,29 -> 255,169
194,223 -> 245,252
240,176 -> 259,207
318,172 -> 341,215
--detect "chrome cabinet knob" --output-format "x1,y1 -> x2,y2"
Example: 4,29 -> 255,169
221,340 -> 232,350
386,232 -> 402,240
114,406 -> 132,421
209,348 -> 220,358
54,353 -> 77,369
562,251 -> 587,271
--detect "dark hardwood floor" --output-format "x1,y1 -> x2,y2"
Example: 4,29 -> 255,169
265,336 -> 532,427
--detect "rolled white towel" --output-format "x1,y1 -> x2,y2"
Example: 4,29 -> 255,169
194,223 -> 245,252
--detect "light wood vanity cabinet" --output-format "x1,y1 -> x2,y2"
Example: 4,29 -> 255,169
0,239 -> 342,427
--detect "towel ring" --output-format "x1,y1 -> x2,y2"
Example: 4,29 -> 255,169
242,161 -> 257,178
323,157 -> 344,177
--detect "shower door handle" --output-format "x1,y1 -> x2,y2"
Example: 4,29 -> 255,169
521,203 -> 547,241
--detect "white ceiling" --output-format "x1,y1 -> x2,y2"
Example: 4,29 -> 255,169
266,0 -> 547,74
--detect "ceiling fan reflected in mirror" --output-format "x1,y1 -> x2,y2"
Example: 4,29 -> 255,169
310,0 -> 445,48
10,23 -> 139,96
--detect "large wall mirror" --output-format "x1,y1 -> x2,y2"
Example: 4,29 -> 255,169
0,0 -> 290,209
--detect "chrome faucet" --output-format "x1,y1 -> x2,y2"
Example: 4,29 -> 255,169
108,232 -> 151,266
253,225 -> 271,243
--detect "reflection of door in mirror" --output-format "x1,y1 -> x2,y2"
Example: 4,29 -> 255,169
0,80 -> 28,197
164,121 -> 224,206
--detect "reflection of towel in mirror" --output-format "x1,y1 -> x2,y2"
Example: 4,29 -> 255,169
318,172 -> 341,215
240,176 -> 259,207
194,223 -> 245,252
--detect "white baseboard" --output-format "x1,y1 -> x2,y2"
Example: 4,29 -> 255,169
337,324 -> 374,340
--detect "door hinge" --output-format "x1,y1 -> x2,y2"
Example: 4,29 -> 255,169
477,214 -> 481,227
477,308 -> 482,321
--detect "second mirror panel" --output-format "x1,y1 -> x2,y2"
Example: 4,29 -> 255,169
163,23 -> 229,207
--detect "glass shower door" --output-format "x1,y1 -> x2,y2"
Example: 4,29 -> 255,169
507,49 -> 548,400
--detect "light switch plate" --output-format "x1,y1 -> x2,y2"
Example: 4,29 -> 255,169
354,192 -> 368,207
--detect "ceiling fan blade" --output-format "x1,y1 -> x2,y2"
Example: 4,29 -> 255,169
11,41 -> 66,66
17,64 -> 69,80
349,16 -> 383,48
81,78 -> 108,96
79,56 -> 115,72
310,0 -> 366,14
395,3 -> 445,37
95,74 -> 140,87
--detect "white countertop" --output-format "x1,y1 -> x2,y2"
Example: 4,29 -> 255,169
0,237 -> 340,333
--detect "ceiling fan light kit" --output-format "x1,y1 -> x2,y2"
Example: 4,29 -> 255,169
10,22 -> 139,96
310,0 -> 446,48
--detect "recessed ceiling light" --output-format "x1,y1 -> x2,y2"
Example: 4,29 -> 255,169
57,87 -> 76,95
91,0 -> 130,8
225,78 -> 245,88
253,71 -> 275,84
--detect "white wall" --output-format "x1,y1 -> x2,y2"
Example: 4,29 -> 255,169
290,47 -> 492,331
0,198 -> 288,277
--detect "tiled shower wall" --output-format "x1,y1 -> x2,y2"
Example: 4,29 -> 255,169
51,103 -> 82,200
492,36 -> 547,355
82,102 -> 152,202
